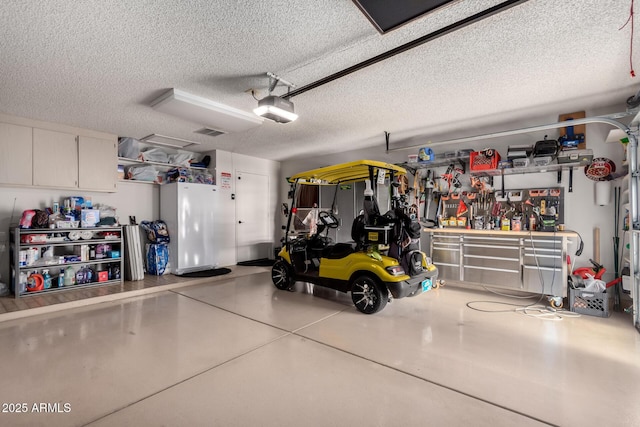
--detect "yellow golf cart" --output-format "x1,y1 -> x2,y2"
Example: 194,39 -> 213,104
272,160 -> 438,314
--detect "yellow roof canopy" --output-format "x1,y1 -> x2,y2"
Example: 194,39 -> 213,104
288,160 -> 406,184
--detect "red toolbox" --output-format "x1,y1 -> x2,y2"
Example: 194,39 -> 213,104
470,149 -> 501,171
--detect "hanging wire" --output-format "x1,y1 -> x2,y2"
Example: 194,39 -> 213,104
620,0 -> 636,77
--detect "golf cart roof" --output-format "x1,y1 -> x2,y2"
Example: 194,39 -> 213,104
288,160 -> 406,185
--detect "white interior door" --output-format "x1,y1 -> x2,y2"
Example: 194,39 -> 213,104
236,171 -> 270,262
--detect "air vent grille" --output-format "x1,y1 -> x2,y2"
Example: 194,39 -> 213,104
194,127 -> 226,137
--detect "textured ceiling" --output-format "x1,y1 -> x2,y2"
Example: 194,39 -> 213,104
1,0 -> 638,161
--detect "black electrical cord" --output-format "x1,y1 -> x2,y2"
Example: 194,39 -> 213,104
564,228 -> 584,257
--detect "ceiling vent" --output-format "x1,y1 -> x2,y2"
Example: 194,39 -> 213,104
194,127 -> 226,138
151,89 -> 264,133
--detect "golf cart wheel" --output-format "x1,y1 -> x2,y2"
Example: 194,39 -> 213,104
351,275 -> 388,314
272,260 -> 295,290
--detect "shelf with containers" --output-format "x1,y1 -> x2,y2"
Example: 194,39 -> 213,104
10,226 -> 123,298
117,138 -> 213,185
397,152 -> 470,175
117,157 -> 213,185
467,159 -> 589,177
466,154 -> 596,197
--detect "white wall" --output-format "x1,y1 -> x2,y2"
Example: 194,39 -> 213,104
280,103 -> 630,282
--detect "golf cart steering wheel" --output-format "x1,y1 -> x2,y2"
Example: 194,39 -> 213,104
318,211 -> 339,229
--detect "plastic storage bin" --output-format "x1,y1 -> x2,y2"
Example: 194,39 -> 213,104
470,149 -> 501,171
569,287 -> 612,317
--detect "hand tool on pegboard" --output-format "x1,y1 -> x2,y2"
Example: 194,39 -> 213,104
456,198 -> 468,217
452,166 -> 464,191
421,170 -> 437,227
414,172 -> 421,221
491,200 -> 501,217
441,163 -> 455,194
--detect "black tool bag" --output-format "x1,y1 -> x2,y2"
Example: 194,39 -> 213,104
401,247 -> 424,277
533,137 -> 559,157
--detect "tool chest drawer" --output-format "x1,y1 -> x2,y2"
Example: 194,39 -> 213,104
431,233 -> 461,281
426,230 -> 574,298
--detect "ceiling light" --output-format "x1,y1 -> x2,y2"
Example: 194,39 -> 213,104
140,134 -> 201,148
253,72 -> 298,123
254,95 -> 298,123
151,88 -> 263,133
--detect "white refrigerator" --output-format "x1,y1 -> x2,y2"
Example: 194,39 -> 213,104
160,183 -> 220,274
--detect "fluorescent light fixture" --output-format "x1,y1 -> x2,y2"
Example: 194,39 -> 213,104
151,88 -> 263,133
140,134 -> 201,148
254,95 -> 298,123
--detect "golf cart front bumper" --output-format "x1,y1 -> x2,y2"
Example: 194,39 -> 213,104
386,268 -> 439,299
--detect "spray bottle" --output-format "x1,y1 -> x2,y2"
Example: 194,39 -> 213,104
42,269 -> 52,289
58,269 -> 65,288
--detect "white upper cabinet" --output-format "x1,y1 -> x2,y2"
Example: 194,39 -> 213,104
78,136 -> 117,191
0,122 -> 32,185
0,114 -> 119,192
33,128 -> 78,188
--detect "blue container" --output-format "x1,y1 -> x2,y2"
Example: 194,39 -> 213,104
146,244 -> 169,275
418,147 -> 434,162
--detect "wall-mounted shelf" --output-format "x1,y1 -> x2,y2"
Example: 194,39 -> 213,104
118,157 -> 213,185
469,160 -> 586,177
118,157 -> 208,171
118,179 -> 158,185
398,154 -> 469,174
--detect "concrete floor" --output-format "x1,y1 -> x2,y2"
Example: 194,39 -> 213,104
0,271 -> 639,426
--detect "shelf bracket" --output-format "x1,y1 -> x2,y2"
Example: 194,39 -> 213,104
557,170 -> 562,185
403,163 -> 417,175
385,131 -> 390,152
569,168 -> 573,193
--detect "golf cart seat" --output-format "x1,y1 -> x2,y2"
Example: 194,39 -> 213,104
322,242 -> 356,259
318,212 -> 375,259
